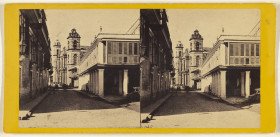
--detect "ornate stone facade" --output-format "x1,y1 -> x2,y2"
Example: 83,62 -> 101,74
19,10 -> 52,105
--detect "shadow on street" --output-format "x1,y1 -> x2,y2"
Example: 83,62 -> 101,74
33,89 -> 119,114
153,91 -> 241,116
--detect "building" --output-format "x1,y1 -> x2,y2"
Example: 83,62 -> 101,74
78,33 -> 140,97
140,9 -> 173,108
174,30 -> 210,90
19,10 -> 52,105
51,40 -> 68,86
51,29 -> 89,87
200,35 -> 260,99
174,41 -> 184,86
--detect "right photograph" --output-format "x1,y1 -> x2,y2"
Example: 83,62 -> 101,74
139,9 -> 260,128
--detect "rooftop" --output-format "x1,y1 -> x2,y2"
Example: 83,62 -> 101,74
95,33 -> 139,40
218,35 -> 260,41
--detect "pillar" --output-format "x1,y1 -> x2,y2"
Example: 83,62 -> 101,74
241,72 -> 245,97
118,70 -> 123,95
245,71 -> 251,98
123,69 -> 128,96
220,70 -> 226,99
98,69 -> 104,96
93,70 -> 96,94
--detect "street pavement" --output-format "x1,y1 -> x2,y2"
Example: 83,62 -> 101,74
19,89 -> 140,128
141,91 -> 260,128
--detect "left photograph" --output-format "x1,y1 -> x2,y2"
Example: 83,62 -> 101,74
19,9 -> 140,128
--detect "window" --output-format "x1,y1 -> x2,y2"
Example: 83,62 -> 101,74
229,44 -> 233,56
233,46 -> 239,56
107,42 -> 112,54
179,51 -> 181,57
241,44 -> 244,56
73,40 -> 78,49
129,43 -> 133,55
134,43 -> 138,55
73,54 -> 77,65
119,43 -> 122,54
251,58 -> 255,64
251,44 -> 255,56
124,57 -> 127,63
124,43 -> 128,54
113,42 -> 117,54
134,56 -> 138,63
196,56 -> 200,66
245,44 -> 249,56
256,44 -> 259,56
119,57 -> 122,63
245,58 -> 250,64
240,58 -> 244,64
195,42 -> 199,51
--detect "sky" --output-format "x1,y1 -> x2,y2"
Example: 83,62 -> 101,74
45,9 -> 139,48
167,9 -> 260,50
45,9 -> 259,51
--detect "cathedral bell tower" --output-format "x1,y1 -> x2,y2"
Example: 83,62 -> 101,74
189,29 -> 203,51
174,41 -> 184,85
66,28 -> 81,87
52,40 -> 61,84
188,29 -> 204,89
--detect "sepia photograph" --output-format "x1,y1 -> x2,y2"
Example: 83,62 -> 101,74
18,9 -> 141,128
140,9 -> 260,128
18,8 -> 261,129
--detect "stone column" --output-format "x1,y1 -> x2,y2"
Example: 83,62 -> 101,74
92,70 -> 97,94
220,70 -> 227,99
123,69 -> 128,96
241,72 -> 245,97
118,70 -> 123,95
98,69 -> 104,96
245,71 -> 251,98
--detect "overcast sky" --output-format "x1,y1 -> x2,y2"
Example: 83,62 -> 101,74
167,9 -> 260,50
45,9 -> 139,48
45,9 -> 259,52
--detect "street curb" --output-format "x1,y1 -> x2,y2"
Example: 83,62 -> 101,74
19,89 -> 52,120
77,91 -> 125,107
196,92 -> 245,108
141,93 -> 172,123
196,92 -> 220,100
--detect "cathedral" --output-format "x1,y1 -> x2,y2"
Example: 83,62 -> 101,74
174,30 -> 211,90
51,29 -> 88,87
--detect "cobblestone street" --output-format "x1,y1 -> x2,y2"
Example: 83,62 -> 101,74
20,89 -> 140,128
141,91 -> 260,128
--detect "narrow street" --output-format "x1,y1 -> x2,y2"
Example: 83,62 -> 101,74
141,91 -> 260,128
19,89 -> 140,128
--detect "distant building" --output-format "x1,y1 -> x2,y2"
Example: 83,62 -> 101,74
19,10 -> 52,105
140,9 -> 174,108
174,41 -> 184,86
51,29 -> 89,87
78,33 -> 140,97
174,30 -> 210,90
200,35 -> 260,98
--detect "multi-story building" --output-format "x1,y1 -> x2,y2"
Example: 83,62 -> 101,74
174,30 -> 210,90
174,41 -> 184,86
200,35 -> 260,98
78,33 -> 140,97
140,9 -> 173,108
51,29 -> 89,87
19,10 -> 52,105
51,40 -> 68,85
174,42 -> 190,88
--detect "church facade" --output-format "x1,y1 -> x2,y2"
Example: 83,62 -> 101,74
51,29 -> 88,87
174,30 -> 211,90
